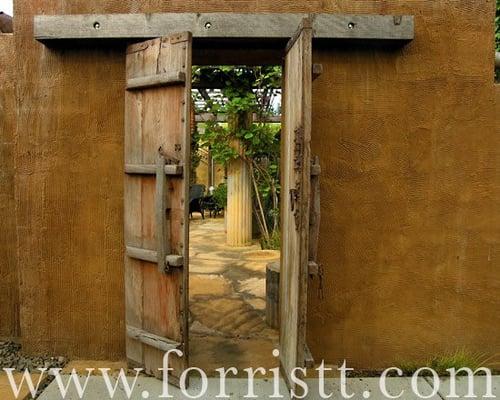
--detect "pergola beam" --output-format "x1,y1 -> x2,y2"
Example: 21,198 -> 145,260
195,113 -> 281,123
34,13 -> 414,42
193,78 -> 280,90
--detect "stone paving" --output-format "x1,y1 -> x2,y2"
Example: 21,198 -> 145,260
188,216 -> 280,375
36,375 -> 500,399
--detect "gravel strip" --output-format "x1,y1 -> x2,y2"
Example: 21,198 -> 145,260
0,341 -> 68,399
0,341 -> 67,371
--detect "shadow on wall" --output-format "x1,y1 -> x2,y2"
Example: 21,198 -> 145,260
0,12 -> 13,33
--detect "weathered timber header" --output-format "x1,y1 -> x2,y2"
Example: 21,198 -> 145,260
34,13 -> 414,42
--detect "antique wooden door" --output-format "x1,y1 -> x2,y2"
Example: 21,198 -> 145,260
280,19 -> 313,394
124,33 -> 192,385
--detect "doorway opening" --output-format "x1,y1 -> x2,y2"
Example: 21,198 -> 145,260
188,65 -> 282,375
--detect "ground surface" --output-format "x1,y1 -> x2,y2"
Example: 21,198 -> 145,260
189,216 -> 280,375
36,375 -> 500,399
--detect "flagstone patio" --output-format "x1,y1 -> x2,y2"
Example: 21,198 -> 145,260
188,216 -> 280,375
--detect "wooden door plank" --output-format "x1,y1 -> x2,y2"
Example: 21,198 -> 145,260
280,18 -> 312,395
124,34 -> 191,384
124,46 -> 145,368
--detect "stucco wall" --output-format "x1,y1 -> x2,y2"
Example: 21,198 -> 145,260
309,3 -> 500,367
13,0 -> 499,365
0,33 -> 19,339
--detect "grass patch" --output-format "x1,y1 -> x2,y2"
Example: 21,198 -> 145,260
260,230 -> 280,250
398,349 -> 498,376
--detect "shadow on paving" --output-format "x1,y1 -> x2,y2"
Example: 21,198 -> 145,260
188,217 -> 280,375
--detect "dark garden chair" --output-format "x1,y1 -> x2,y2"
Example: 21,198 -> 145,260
202,195 -> 224,218
189,184 -> 206,219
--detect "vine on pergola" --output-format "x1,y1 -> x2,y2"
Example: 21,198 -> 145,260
192,66 -> 282,248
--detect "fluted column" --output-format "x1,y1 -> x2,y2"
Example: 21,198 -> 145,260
226,112 -> 252,246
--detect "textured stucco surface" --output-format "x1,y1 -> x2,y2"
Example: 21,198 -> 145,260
0,33 -> 19,339
309,3 -> 500,367
11,0 -> 500,365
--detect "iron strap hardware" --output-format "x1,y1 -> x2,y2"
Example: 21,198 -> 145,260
309,155 -> 324,299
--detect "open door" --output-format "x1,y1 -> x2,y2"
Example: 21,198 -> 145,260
124,33 -> 192,386
280,19 -> 313,394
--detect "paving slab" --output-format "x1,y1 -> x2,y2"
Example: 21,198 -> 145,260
189,274 -> 232,298
432,375 -> 500,399
190,297 -> 274,338
237,277 -> 266,298
38,376 -> 291,399
190,335 -> 279,376
0,371 -> 46,400
316,377 -> 441,400
37,376 -> 452,399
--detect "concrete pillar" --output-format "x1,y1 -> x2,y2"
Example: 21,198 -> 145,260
226,112 -> 252,246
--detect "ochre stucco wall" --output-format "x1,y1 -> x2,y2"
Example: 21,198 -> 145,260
309,3 -> 500,367
0,33 -> 19,339
13,0 -> 499,365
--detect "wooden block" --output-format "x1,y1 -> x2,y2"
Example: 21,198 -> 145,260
166,255 -> 184,268
304,344 -> 315,368
312,63 -> 323,81
266,262 -> 280,330
308,261 -> 319,276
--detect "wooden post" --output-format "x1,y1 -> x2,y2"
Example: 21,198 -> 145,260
226,112 -> 253,246
266,262 -> 280,329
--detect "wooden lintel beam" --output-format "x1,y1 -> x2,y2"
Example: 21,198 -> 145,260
34,13 -> 414,42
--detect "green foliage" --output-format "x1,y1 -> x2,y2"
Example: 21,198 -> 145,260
260,229 -> 281,250
398,349 -> 495,376
212,183 -> 228,209
496,0 -> 500,80
201,122 -> 239,166
193,66 -> 281,116
190,123 -> 201,184
496,0 -> 500,53
193,66 -> 282,246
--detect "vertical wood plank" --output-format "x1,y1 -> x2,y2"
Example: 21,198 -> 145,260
280,18 -> 312,395
124,33 -> 191,384
124,43 -> 145,367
